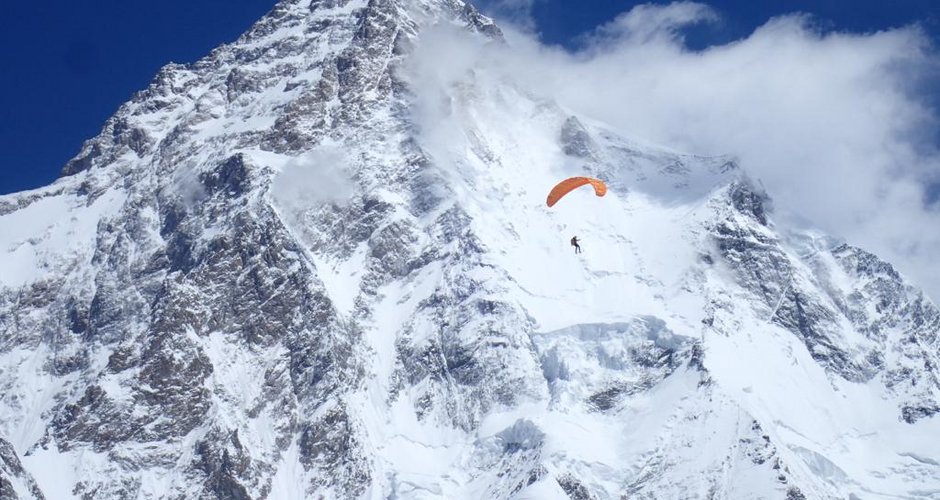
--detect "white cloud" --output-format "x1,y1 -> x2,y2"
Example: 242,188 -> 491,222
272,147 -> 355,209
422,2 -> 940,300
584,2 -> 718,46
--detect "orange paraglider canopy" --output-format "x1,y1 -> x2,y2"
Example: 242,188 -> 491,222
546,177 -> 607,207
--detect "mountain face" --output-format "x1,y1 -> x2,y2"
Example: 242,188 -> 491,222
1,0 -> 939,498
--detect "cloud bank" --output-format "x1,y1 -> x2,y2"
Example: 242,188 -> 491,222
424,1 -> 940,300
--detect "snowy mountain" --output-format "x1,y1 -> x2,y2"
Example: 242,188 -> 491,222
1,0 -> 939,498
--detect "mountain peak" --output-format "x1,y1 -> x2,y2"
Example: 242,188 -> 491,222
2,0 -> 939,498
61,0 -> 499,179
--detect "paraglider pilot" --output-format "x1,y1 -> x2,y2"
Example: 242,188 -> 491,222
571,236 -> 581,254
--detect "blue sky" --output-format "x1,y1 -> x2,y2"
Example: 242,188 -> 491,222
0,0 -> 938,195
0,0 -> 273,195
526,0 -> 939,50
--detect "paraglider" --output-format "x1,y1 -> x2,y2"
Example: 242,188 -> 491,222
545,176 -> 607,207
546,177 -> 608,254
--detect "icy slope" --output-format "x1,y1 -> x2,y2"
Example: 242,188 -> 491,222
0,0 -> 938,498
352,61 -> 940,497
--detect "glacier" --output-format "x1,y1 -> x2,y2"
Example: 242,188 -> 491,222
0,0 -> 939,498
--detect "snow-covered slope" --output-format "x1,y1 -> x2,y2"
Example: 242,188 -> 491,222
1,0 -> 938,498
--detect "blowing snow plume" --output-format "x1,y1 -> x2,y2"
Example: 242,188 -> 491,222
272,147 -> 355,208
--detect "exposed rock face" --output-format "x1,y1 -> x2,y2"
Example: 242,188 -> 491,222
0,0 -> 938,499
0,439 -> 45,500
709,182 -> 940,417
